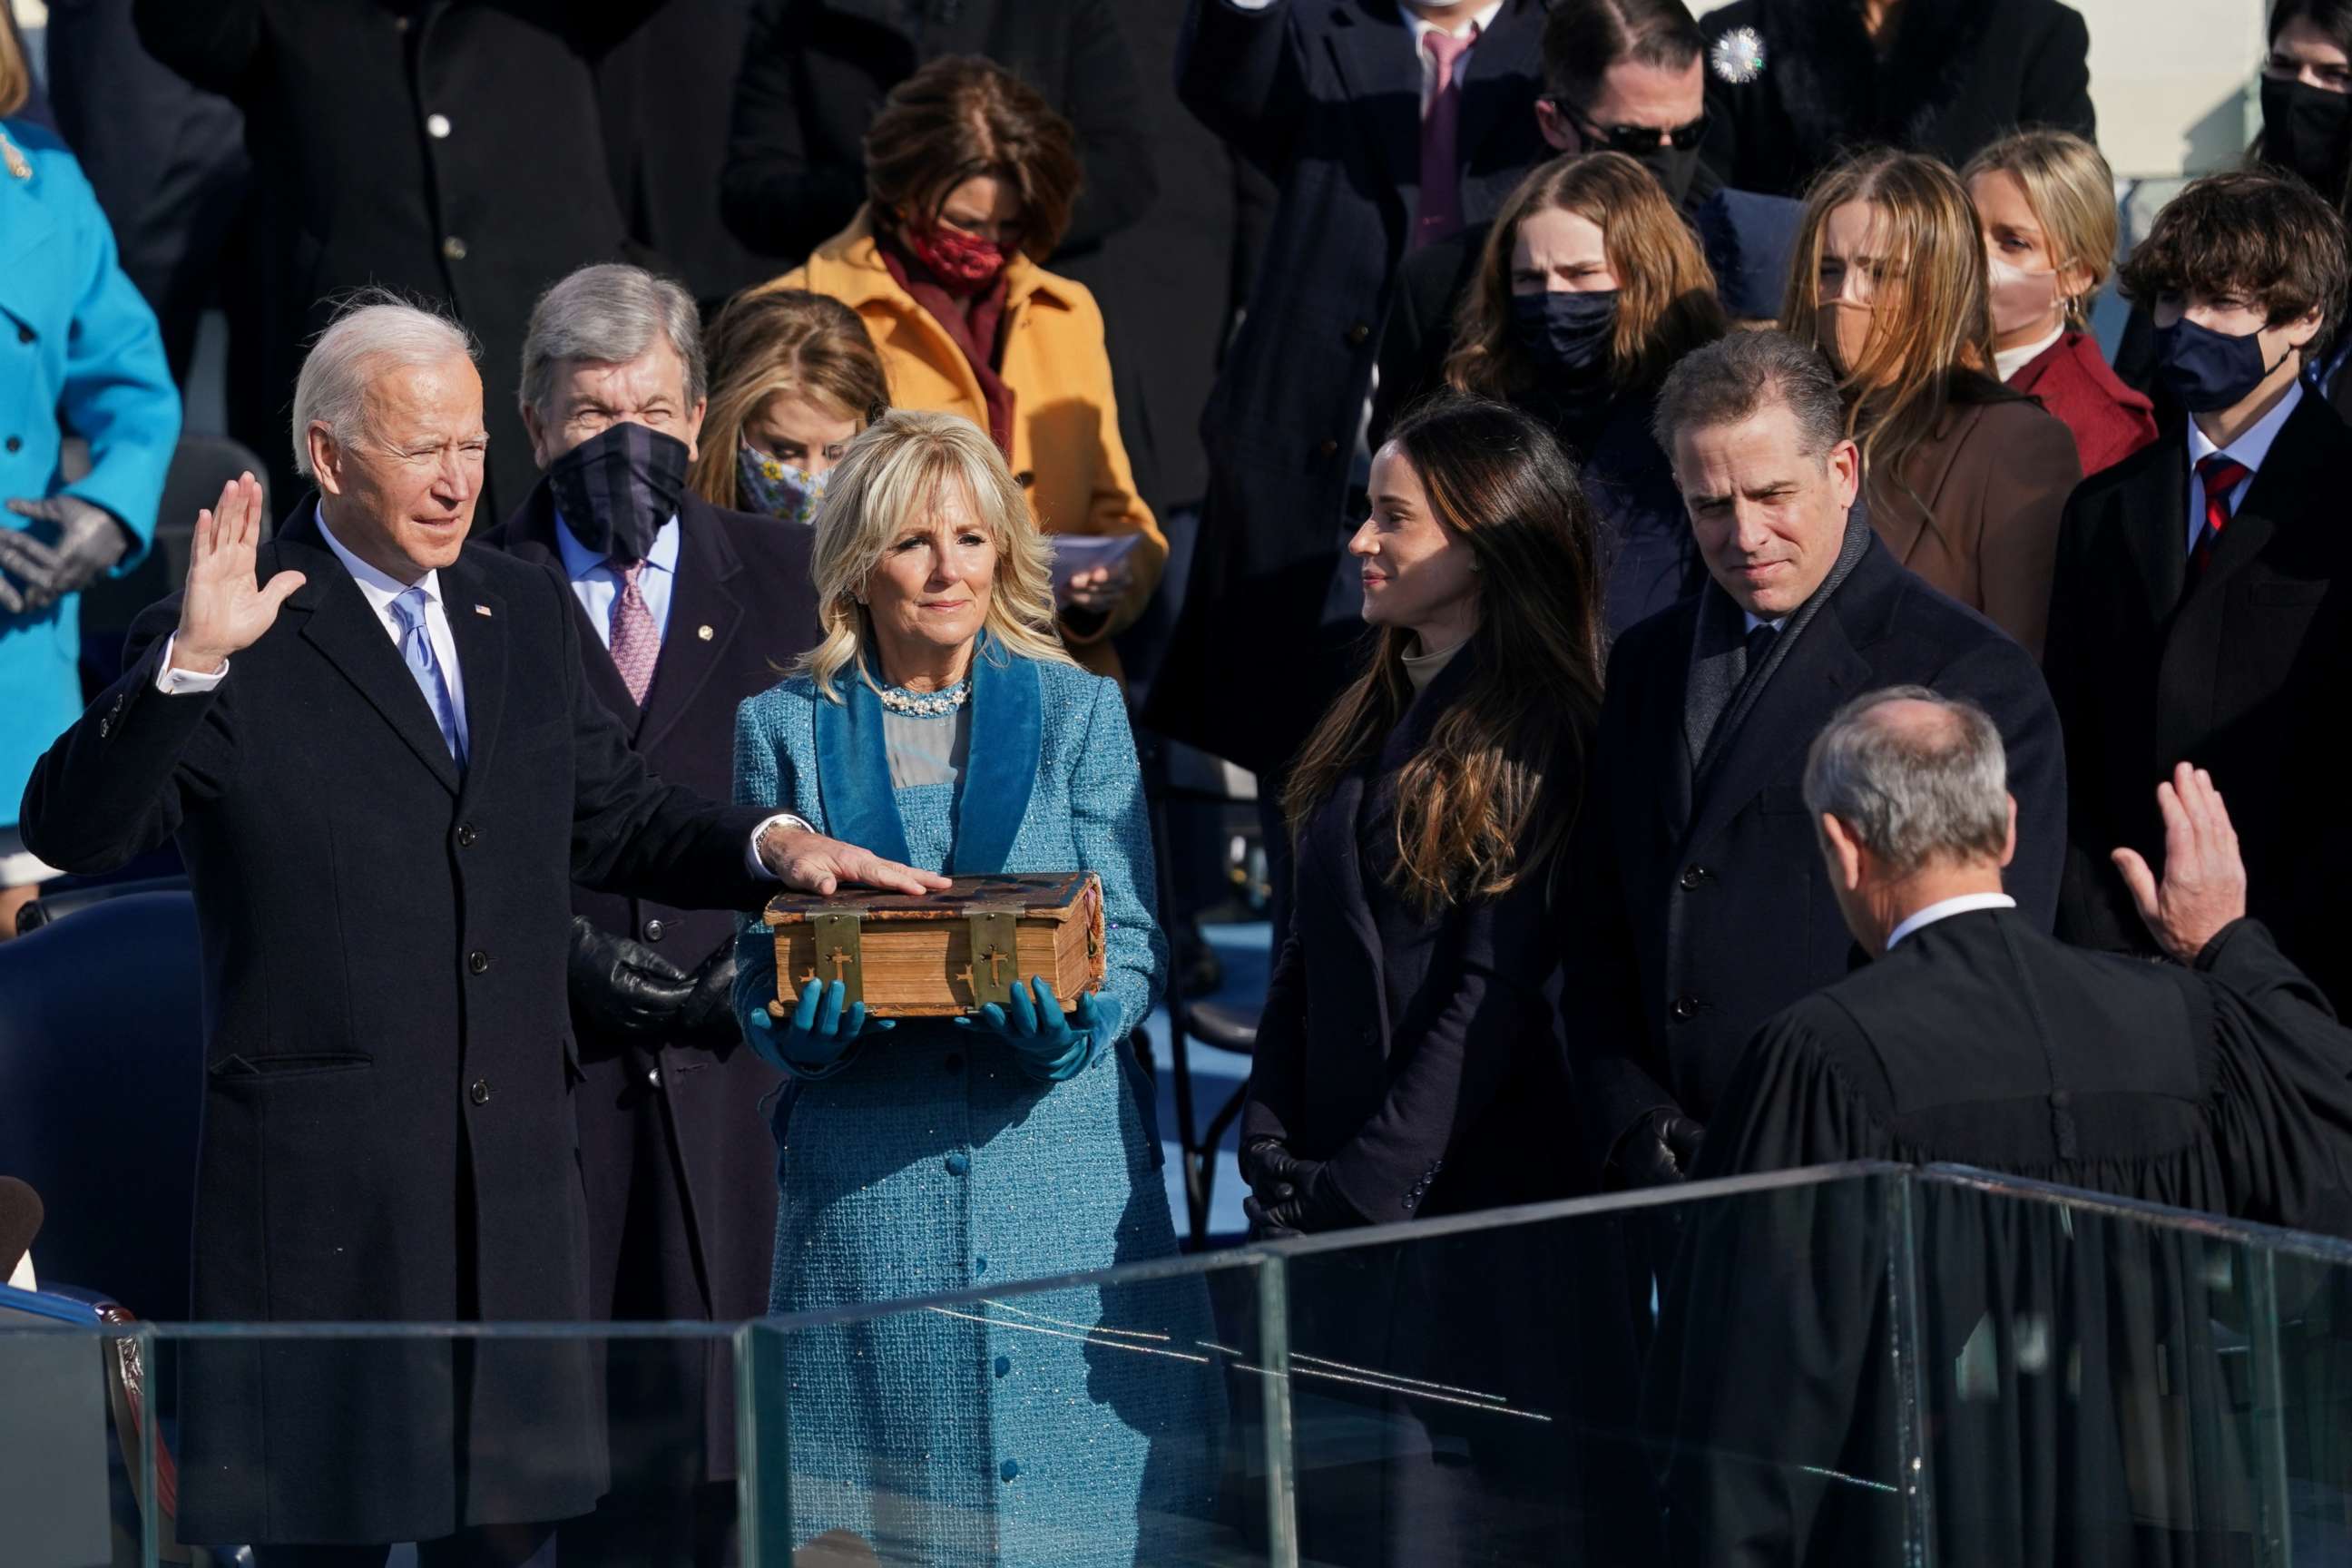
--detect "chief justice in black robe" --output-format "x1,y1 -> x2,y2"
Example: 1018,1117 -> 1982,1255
1647,691 -> 2352,1566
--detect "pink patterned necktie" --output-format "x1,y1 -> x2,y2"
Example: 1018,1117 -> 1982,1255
609,560 -> 660,705
1415,24 -> 1478,250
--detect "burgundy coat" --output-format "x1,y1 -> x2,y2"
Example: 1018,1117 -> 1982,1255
2012,328 -> 2159,478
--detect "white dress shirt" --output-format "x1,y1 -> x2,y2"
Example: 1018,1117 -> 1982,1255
553,511 -> 680,649
2186,378 -> 2300,556
1742,612 -> 1788,635
1993,324 -> 2064,385
1885,891 -> 2018,952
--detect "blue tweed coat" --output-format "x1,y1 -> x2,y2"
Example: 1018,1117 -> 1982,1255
730,644 -> 1223,1564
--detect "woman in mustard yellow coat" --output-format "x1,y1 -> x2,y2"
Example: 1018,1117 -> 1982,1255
768,55 -> 1164,681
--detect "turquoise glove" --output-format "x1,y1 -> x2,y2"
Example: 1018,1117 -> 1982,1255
955,975 -> 1102,1082
745,978 -> 892,1076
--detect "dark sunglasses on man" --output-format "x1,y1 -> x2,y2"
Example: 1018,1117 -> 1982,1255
1548,98 -> 1710,155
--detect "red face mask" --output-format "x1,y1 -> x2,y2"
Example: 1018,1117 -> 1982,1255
904,220 -> 1009,292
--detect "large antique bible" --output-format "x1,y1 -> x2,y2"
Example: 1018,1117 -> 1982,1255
760,872 -> 1107,1018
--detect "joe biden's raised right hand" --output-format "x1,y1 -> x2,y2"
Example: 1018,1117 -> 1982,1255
171,473 -> 305,675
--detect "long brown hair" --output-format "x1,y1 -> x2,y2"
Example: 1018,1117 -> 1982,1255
863,55 -> 1083,261
0,19 -> 27,119
692,289 -> 892,508
1446,152 -> 1726,400
1284,396 -> 1606,914
1783,148 -> 2013,483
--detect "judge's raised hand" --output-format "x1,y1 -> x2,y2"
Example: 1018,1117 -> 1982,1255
172,474 -> 304,674
2112,762 -> 2249,964
755,821 -> 952,898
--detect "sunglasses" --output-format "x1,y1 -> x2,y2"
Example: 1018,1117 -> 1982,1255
1549,100 -> 1711,154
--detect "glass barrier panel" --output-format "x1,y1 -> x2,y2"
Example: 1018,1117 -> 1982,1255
1267,1166 -> 1914,1566
0,1306 -> 137,1567
742,1251 -> 1265,1566
2266,1233 -> 2352,1561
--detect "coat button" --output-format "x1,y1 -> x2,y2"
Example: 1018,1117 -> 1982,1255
469,1078 -> 491,1105
974,1255 -> 988,1276
945,1152 -> 969,1176
1315,438 -> 1339,460
456,823 -> 477,848
646,1067 -> 662,1088
468,950 -> 490,975
15,325 -> 30,344
1014,470 -> 1035,488
442,235 -> 468,261
1670,993 -> 1700,1021
999,1459 -> 1020,1483
1679,865 -> 1709,890
643,918 -> 665,942
994,1355 -> 1012,1378
1345,321 -> 1370,345
426,113 -> 452,139
4,436 -> 19,454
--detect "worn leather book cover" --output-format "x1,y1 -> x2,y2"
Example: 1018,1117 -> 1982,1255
760,872 -> 1106,1018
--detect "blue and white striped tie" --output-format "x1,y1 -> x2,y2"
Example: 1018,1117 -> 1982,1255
389,586 -> 466,766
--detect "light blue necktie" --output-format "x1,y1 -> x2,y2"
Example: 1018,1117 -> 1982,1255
389,586 -> 466,766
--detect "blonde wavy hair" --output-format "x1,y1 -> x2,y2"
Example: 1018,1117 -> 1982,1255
797,409 -> 1072,701
1783,148 -> 2013,484
1961,131 -> 2120,333
0,22 -> 26,119
691,289 -> 891,508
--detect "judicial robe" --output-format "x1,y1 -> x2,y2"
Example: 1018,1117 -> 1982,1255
1646,911 -> 2352,1566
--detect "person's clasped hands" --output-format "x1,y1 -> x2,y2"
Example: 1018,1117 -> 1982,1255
0,494 -> 133,614
747,977 -> 895,1076
1239,1138 -> 1360,1240
955,975 -> 1100,1081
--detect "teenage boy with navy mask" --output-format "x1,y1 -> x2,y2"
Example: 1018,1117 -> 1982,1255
2043,169 -> 2352,1012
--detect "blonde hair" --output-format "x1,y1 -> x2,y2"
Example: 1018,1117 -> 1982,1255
1783,148 -> 2011,484
0,23 -> 28,119
796,409 -> 1072,701
1962,131 -> 2119,330
692,289 -> 892,507
1446,152 -> 1726,400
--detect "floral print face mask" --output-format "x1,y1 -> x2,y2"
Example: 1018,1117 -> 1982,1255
737,437 -> 828,525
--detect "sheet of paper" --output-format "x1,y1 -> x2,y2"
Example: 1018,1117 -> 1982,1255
1050,533 -> 1146,596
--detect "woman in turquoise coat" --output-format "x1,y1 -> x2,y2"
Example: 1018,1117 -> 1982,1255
0,48 -> 179,926
730,409 -> 1221,1564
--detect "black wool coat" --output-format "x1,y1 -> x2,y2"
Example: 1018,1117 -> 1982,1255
1698,0 -> 2094,201
17,500 -> 774,1547
485,480 -> 819,1482
131,0 -> 655,520
2044,395 -> 2352,1013
1570,534 -> 2068,1161
1145,0 -> 1550,776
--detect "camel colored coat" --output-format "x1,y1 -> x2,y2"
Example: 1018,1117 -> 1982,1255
772,215 -> 1167,680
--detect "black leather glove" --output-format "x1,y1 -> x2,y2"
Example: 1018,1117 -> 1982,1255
675,940 -> 740,1049
0,495 -> 132,614
565,916 -> 695,1040
1240,1140 -> 1359,1238
1612,1108 -> 1707,1189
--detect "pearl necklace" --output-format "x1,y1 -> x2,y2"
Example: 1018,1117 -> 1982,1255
877,677 -> 972,717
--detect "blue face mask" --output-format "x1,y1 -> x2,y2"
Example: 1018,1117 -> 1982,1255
736,438 -> 828,525
1511,289 -> 1619,401
2153,314 -> 2286,413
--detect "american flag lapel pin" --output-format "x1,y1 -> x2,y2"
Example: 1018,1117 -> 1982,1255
474,603 -> 494,617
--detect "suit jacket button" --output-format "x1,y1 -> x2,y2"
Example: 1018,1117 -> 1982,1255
1679,865 -> 1709,890
456,823 -> 477,848
1345,321 -> 1370,345
468,950 -> 490,975
646,1067 -> 662,1088
1671,993 -> 1700,1021
643,918 -> 664,942
1315,438 -> 1339,460
469,1078 -> 491,1105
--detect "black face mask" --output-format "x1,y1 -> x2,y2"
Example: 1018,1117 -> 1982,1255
1512,289 -> 1619,397
2262,74 -> 2352,201
545,421 -> 691,564
1628,142 -> 1704,211
2153,315 -> 2286,413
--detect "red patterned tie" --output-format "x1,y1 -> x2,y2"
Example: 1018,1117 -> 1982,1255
609,560 -> 659,705
1414,24 -> 1478,250
2190,454 -> 2249,578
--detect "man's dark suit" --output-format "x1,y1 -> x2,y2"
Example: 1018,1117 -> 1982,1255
2045,394 -> 2352,1011
17,500 -> 772,1548
485,481 -> 818,1564
1573,528 -> 2067,1160
1147,0 -> 1551,775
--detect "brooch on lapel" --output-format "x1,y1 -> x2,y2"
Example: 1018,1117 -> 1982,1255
1,132 -> 29,182
1710,25 -> 1767,85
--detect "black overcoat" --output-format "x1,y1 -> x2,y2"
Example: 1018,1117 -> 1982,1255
130,0 -> 654,519
1571,534 -> 2068,1160
16,500 -> 773,1546
2044,396 -> 2352,1012
1145,0 -> 1550,775
1697,0 -> 2093,201
485,480 -> 818,1484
